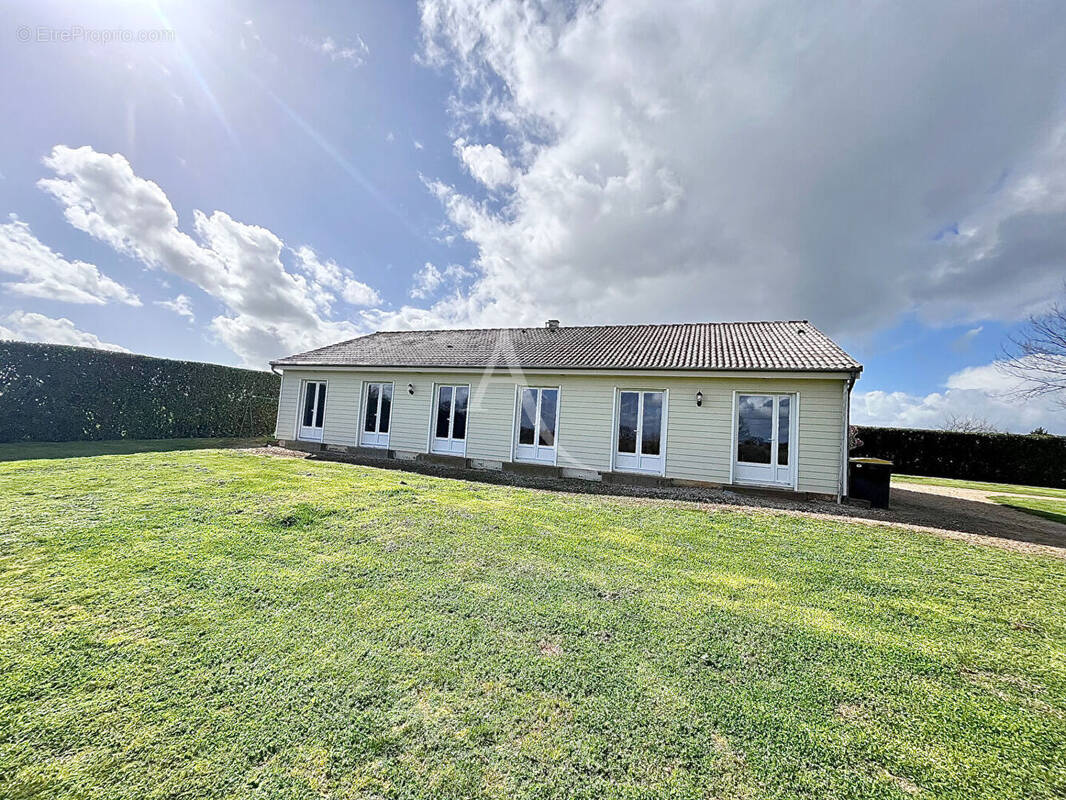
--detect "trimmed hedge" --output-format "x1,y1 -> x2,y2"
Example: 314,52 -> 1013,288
0,341 -> 280,443
854,425 -> 1066,489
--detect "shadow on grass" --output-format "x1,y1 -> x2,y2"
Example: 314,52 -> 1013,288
0,437 -> 272,462
990,496 -> 1066,526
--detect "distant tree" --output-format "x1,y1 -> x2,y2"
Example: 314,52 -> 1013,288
1028,427 -> 1052,436
942,414 -> 1001,434
1001,295 -> 1066,408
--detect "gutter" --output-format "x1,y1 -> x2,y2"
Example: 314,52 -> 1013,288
837,371 -> 858,503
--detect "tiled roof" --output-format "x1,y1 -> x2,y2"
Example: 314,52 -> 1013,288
271,321 -> 861,373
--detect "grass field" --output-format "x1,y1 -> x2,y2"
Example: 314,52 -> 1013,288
990,495 -> 1066,526
893,473 -> 1066,500
0,437 -> 270,462
1,446 -> 1064,799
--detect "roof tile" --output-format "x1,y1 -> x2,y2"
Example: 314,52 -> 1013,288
271,321 -> 862,372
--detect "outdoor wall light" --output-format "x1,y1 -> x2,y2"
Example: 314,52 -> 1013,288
408,383 -> 415,395
695,390 -> 703,407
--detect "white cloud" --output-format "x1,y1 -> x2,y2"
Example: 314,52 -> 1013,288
0,219 -> 140,306
410,261 -> 474,299
413,140 -> 424,150
952,326 -> 983,351
0,310 -> 129,352
155,293 -> 194,322
341,280 -> 381,307
454,139 -> 515,188
38,145 -> 379,367
293,245 -> 382,308
411,0 -> 1066,335
853,359 -> 1065,434
304,34 -> 369,66
410,261 -> 443,299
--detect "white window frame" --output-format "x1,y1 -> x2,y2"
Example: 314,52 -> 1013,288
610,387 -> 668,476
359,381 -> 394,449
429,383 -> 470,456
512,386 -> 561,465
296,379 -> 327,442
730,391 -> 799,489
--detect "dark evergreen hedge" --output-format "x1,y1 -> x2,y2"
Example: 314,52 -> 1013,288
853,425 -> 1066,488
0,341 -> 280,443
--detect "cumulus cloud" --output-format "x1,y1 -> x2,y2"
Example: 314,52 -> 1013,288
409,261 -> 474,299
853,359 -> 1066,434
293,246 -> 382,309
0,218 -> 140,306
0,310 -> 129,352
411,0 -> 1066,335
410,262 -> 444,299
155,293 -> 195,321
38,145 -> 380,367
454,139 -> 516,188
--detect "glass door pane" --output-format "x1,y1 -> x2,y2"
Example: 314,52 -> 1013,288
379,385 -> 392,433
640,392 -> 662,455
435,386 -> 453,438
302,382 -> 316,427
777,396 -> 790,465
314,383 -> 326,427
519,389 -> 537,445
538,389 -> 558,446
364,383 -> 379,432
452,387 -> 469,440
617,391 -> 638,453
737,395 -> 772,463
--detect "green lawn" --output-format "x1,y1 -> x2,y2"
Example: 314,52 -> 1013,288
0,437 -> 271,462
1,448 -> 1064,799
893,473 -> 1066,499
990,495 -> 1066,526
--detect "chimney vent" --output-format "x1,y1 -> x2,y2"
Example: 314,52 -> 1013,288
545,319 -> 560,329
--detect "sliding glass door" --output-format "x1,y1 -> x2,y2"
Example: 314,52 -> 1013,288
614,390 -> 666,474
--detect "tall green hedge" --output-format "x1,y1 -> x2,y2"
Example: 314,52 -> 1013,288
854,425 -> 1066,489
0,342 -> 280,443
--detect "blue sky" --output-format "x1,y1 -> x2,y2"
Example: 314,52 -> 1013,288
1,0 -> 1065,433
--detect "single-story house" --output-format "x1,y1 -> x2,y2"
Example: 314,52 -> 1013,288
270,320 -> 862,500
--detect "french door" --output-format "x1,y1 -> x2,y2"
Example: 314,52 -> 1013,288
614,390 -> 666,474
298,380 -> 327,442
360,382 -> 393,448
515,387 -> 559,464
432,384 -> 469,455
734,393 -> 796,487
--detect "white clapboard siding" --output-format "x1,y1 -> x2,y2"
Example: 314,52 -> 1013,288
275,369 -> 847,494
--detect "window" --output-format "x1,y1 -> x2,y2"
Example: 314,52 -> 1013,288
614,389 -> 666,474
514,387 -> 559,464
298,381 -> 327,442
432,384 -> 469,454
361,382 -> 393,447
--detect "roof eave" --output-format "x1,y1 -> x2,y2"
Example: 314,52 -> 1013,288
269,361 -> 862,373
